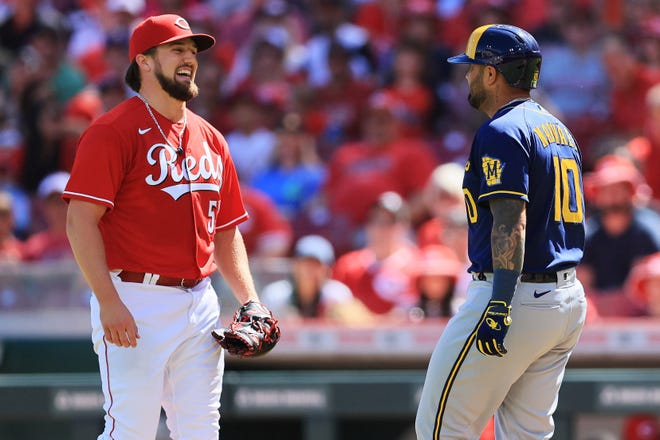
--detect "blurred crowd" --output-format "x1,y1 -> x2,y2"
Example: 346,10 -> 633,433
0,0 -> 659,322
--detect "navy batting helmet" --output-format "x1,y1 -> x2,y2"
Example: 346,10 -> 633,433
448,24 -> 542,90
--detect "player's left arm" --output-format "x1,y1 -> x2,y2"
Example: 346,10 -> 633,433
489,196 -> 526,313
490,198 -> 526,274
475,197 -> 526,357
213,226 -> 260,305
212,227 -> 281,357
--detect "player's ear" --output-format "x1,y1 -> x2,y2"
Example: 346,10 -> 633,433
136,53 -> 152,72
485,65 -> 498,85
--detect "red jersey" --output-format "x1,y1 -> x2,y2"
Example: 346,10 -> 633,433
332,245 -> 420,315
63,96 -> 247,279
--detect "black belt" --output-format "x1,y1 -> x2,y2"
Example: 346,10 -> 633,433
473,272 -> 559,283
520,272 -> 557,283
118,270 -> 203,288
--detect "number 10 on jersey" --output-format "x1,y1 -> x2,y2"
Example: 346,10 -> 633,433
553,156 -> 583,224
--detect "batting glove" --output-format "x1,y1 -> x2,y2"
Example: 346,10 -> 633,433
475,300 -> 512,357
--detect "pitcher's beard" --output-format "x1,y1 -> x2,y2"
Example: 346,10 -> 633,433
156,70 -> 199,102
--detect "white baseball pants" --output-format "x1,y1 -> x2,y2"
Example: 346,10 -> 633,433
92,274 -> 224,440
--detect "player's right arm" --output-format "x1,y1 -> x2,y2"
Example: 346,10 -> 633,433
66,199 -> 140,348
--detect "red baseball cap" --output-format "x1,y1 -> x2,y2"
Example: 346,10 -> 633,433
128,14 -> 215,61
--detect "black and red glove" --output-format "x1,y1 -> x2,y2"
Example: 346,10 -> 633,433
212,301 -> 280,358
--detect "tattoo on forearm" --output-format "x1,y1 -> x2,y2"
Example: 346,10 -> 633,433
490,199 -> 526,272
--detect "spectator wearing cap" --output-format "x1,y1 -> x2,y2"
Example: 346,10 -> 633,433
260,234 -> 360,322
0,190 -> 24,263
323,91 -> 438,251
22,171 -> 74,261
332,192 -> 421,316
579,154 -> 660,316
409,244 -> 463,320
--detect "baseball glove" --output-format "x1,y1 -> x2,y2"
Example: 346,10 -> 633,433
212,300 -> 280,358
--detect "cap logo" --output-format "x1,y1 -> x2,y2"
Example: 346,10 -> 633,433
174,17 -> 190,30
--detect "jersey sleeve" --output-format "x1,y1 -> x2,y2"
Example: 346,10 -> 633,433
475,125 -> 530,205
63,123 -> 132,209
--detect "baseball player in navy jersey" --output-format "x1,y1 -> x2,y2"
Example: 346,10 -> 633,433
63,14 -> 278,440
415,24 -> 587,439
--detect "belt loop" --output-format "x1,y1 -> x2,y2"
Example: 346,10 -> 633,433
143,273 -> 160,285
556,268 -> 576,288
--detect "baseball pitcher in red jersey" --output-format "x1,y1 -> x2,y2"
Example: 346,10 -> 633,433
64,14 -> 278,439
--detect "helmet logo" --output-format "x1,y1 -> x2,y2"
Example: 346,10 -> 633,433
530,70 -> 540,88
174,17 -> 190,30
466,25 -> 491,59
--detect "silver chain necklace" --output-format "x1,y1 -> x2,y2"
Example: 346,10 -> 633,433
137,94 -> 187,155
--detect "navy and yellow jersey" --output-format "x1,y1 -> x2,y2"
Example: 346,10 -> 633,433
463,98 -> 585,273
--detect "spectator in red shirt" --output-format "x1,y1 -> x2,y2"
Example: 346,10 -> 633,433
22,171 -> 74,261
332,192 -> 420,317
238,184 -> 293,258
0,191 -> 24,263
323,91 -> 438,251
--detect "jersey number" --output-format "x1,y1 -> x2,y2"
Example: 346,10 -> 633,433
207,201 -> 218,233
463,188 -> 478,224
553,156 -> 583,223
